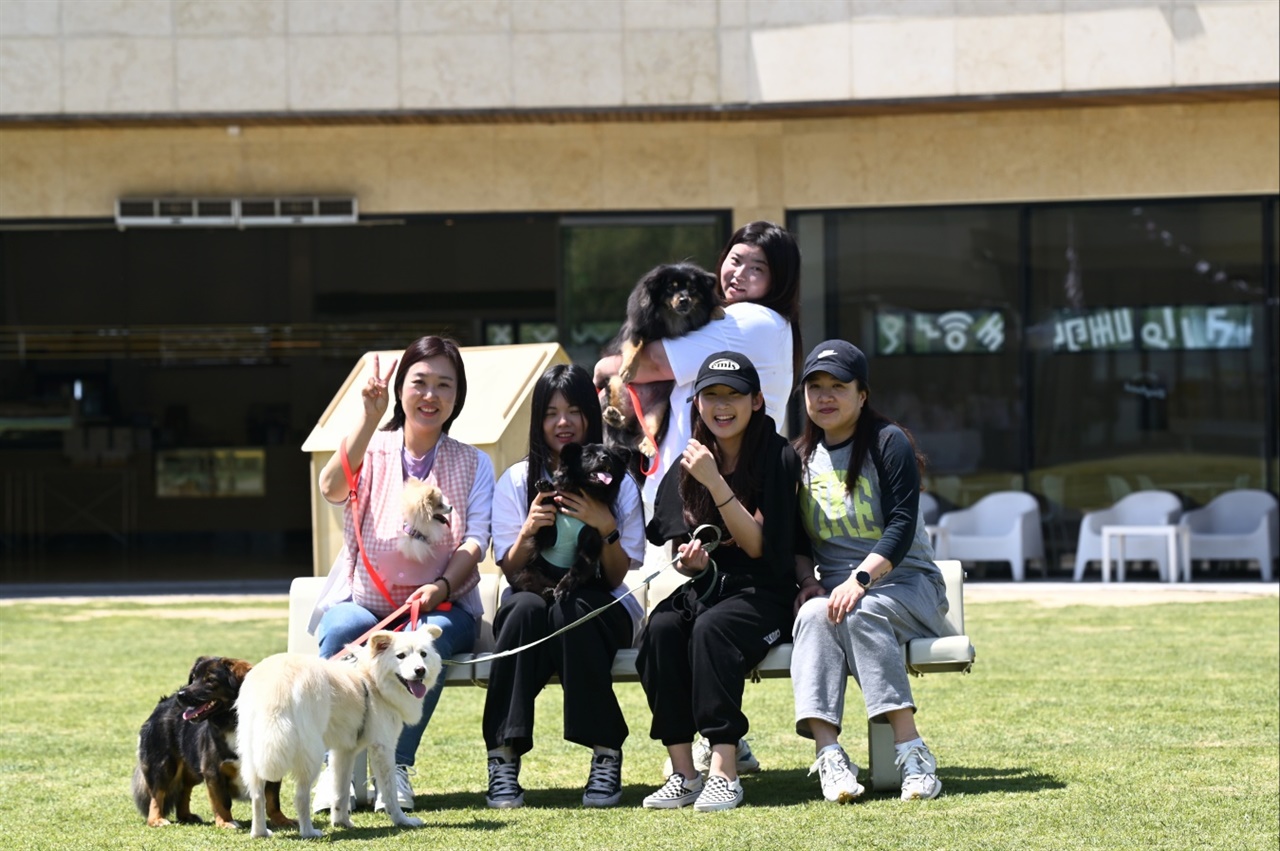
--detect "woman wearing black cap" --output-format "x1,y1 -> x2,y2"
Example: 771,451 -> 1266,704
790,340 -> 949,804
636,351 -> 801,813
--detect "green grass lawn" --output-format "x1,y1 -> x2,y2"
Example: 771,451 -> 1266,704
0,594 -> 1276,850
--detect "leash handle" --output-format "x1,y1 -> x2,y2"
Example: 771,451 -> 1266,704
624,383 -> 661,477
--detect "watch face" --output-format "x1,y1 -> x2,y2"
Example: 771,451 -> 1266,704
855,570 -> 872,588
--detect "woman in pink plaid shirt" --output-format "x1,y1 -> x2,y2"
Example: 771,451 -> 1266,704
309,335 -> 494,813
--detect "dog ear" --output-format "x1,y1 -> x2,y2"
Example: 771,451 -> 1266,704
368,631 -> 395,656
227,658 -> 253,680
189,656 -> 216,679
424,624 -> 443,639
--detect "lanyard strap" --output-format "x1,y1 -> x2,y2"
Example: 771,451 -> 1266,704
625,383 -> 661,477
340,437 -> 399,612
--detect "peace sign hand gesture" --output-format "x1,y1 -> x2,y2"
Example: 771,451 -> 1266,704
361,354 -> 398,421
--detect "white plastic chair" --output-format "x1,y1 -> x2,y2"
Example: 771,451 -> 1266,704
1178,490 -> 1278,582
935,491 -> 1044,581
1072,491 -> 1182,581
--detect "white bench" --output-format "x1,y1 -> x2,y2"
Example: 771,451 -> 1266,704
287,560 -> 975,794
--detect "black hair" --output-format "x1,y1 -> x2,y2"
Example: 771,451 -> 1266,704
524,363 -> 604,509
381,335 -> 467,434
714,220 -> 803,383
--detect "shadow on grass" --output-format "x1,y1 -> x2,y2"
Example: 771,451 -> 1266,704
743,765 -> 1065,805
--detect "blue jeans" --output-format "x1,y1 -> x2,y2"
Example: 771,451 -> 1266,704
317,601 -> 476,766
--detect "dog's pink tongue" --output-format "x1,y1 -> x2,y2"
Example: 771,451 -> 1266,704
182,701 -> 213,721
408,681 -> 427,699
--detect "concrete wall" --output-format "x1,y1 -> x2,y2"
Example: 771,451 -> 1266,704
1,98 -> 1276,223
2,0 -> 1277,117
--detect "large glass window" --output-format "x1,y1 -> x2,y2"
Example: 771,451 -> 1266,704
792,198 -> 1278,569
558,214 -> 728,365
1029,200 -> 1270,512
792,207 -> 1024,510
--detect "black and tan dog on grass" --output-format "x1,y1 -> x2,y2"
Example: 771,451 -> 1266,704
132,655 -> 293,830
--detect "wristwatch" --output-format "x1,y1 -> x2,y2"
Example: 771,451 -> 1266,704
603,527 -> 621,546
854,569 -> 874,589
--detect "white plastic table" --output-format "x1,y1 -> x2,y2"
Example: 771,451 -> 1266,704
1100,524 -> 1190,583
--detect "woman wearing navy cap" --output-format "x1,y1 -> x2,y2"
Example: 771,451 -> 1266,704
790,340 -> 949,804
637,351 -> 801,813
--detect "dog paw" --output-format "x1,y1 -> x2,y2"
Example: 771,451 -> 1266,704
332,815 -> 353,829
250,825 -> 272,839
215,818 -> 239,830
638,437 -> 657,458
602,405 -> 625,428
299,825 -> 323,839
394,815 -> 425,829
617,365 -> 636,385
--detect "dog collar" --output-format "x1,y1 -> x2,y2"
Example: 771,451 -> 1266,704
402,523 -> 431,543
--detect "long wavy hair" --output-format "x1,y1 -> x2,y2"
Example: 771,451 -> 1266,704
678,392 -> 772,533
523,363 -> 604,509
793,377 -> 927,497
381,335 -> 467,434
714,220 -> 803,383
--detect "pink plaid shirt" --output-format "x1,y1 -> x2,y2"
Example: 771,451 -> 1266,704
342,429 -> 482,617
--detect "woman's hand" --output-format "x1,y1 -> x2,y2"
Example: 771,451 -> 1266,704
794,577 -> 826,616
826,577 -> 866,624
680,439 -> 722,490
555,490 -> 614,537
676,537 -> 711,577
361,353 -> 398,420
520,490 -> 558,539
407,580 -> 449,611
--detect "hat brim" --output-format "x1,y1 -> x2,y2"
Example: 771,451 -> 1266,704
801,363 -> 857,383
688,376 -> 758,401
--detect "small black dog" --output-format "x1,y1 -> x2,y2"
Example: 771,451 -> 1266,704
511,442 -> 629,602
602,262 -> 724,461
132,656 -> 293,830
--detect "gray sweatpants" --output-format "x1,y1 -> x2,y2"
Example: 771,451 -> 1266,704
791,567 -> 949,737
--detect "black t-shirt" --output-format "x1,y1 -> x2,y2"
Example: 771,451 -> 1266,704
646,426 -> 801,594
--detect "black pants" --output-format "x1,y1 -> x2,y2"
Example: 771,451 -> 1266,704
482,588 -> 632,756
636,583 -> 792,748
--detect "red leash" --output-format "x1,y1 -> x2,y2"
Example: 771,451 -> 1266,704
333,438 -> 448,660
625,383 -> 660,477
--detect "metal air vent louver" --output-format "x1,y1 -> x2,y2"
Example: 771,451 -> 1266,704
114,197 -> 358,228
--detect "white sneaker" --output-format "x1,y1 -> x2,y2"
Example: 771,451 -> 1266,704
662,737 -> 760,778
373,764 -> 415,812
896,741 -> 942,801
693,774 -> 744,812
312,763 -> 356,813
808,746 -> 864,803
642,772 -> 703,809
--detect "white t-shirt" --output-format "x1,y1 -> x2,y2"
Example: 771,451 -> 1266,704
643,302 -> 794,507
492,458 -> 647,640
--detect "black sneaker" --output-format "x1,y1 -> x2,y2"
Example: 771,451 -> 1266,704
582,750 -> 623,807
485,755 -> 524,809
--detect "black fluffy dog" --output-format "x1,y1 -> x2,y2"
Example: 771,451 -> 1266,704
132,656 -> 293,830
510,442 -> 629,602
602,262 -> 724,462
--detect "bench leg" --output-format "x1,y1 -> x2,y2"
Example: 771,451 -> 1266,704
867,717 -> 900,792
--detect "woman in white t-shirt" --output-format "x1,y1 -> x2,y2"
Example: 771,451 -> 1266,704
594,220 -> 803,510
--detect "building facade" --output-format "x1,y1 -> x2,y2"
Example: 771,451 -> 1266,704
2,0 -> 1277,578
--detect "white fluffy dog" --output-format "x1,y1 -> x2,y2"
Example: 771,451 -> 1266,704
236,628 -> 444,839
398,479 -> 452,562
